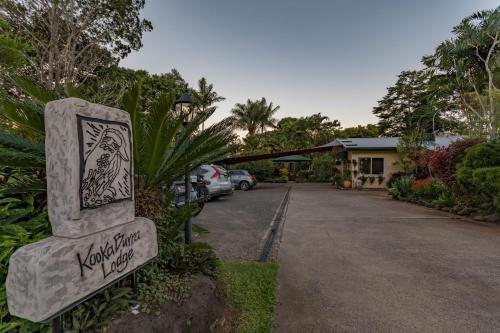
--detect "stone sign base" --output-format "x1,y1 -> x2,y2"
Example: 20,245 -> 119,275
6,217 -> 157,322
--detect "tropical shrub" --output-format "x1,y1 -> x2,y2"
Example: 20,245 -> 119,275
455,143 -> 500,214
309,153 -> 333,182
428,138 -> 483,183
470,167 -> 500,212
279,167 -> 289,177
230,159 -> 274,180
388,176 -> 415,199
410,178 -> 446,201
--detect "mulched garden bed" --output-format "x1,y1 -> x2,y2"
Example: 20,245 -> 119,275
108,274 -> 238,333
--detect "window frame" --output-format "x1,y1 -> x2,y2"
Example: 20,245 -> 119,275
357,157 -> 384,176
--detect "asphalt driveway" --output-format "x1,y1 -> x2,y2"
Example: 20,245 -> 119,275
193,183 -> 289,260
275,183 -> 500,332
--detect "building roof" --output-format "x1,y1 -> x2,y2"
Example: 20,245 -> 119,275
273,155 -> 311,162
326,136 -> 463,151
218,136 -> 464,164
329,137 -> 401,150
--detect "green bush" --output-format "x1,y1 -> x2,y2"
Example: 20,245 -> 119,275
388,176 -> 414,199
264,176 -> 288,183
471,167 -> 500,212
459,143 -> 500,170
432,191 -> 453,208
230,159 -> 274,181
309,154 -> 333,182
410,178 -> 446,201
455,143 -> 500,214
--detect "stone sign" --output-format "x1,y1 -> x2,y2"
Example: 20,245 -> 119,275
6,98 -> 158,323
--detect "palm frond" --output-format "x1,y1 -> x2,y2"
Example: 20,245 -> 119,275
0,129 -> 45,156
10,75 -> 59,104
142,92 -> 177,183
0,176 -> 47,194
0,95 -> 45,137
122,81 -> 143,171
0,149 -> 45,168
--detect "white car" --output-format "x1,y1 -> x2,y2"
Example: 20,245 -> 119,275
196,164 -> 234,200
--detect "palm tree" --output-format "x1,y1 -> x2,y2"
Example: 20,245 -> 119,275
230,99 -> 260,135
230,98 -> 280,135
258,98 -> 280,134
192,78 -> 225,130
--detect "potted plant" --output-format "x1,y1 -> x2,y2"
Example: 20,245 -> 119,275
369,176 -> 376,184
353,170 -> 358,177
352,160 -> 358,167
358,175 -> 368,186
335,160 -> 342,166
342,170 -> 352,189
377,175 -> 385,185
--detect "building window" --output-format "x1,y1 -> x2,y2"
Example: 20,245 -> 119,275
358,157 -> 384,175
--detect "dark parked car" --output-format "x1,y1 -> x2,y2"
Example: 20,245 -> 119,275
228,169 -> 256,190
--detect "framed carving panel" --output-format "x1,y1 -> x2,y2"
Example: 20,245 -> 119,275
77,115 -> 132,209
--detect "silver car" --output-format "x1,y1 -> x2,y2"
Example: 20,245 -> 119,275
196,164 -> 233,200
228,169 -> 256,191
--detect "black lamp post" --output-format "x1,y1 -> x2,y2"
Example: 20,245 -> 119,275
174,88 -> 194,244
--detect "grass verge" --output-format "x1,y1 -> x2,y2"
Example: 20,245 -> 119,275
218,261 -> 278,333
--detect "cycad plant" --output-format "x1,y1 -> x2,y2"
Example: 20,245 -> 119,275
122,82 -> 235,222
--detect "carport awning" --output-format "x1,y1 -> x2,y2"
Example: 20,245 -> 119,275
273,155 -> 311,162
218,142 -> 337,165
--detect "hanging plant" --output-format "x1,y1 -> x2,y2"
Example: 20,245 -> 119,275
352,160 -> 358,167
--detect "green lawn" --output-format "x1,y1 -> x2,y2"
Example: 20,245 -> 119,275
219,261 -> 278,333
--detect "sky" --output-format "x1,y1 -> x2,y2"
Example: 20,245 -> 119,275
121,0 -> 499,129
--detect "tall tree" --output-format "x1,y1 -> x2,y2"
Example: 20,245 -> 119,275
335,124 -> 380,138
423,6 -> 500,141
258,98 -> 279,133
192,77 -> 225,130
231,98 -> 280,135
0,0 -> 152,90
373,70 -> 459,137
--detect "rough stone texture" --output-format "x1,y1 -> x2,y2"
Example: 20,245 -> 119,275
6,217 -> 157,322
45,98 -> 134,238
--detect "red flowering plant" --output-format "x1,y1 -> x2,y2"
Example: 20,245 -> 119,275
410,177 -> 446,201
428,139 -> 484,184
411,178 -> 432,190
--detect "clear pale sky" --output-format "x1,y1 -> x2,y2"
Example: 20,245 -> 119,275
121,0 -> 498,128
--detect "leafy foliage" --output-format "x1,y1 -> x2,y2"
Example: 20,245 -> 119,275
373,70 -> 460,137
388,176 -> 415,199
231,98 -> 279,135
0,0 -> 152,88
123,82 -> 235,188
64,287 -> 135,333
422,6 -> 500,140
428,138 -> 484,183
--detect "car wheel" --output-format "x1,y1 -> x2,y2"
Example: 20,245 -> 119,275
239,181 -> 250,191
